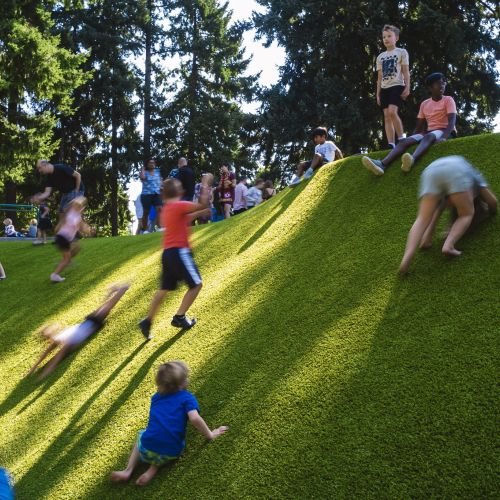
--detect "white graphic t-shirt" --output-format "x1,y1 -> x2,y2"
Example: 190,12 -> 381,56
315,141 -> 338,163
376,48 -> 409,88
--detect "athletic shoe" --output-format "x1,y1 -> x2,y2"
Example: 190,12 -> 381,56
361,157 -> 385,176
50,273 -> 65,282
289,175 -> 302,186
303,167 -> 314,179
171,315 -> 197,330
139,318 -> 152,340
401,153 -> 414,173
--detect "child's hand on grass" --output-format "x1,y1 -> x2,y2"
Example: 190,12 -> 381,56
210,426 -> 229,440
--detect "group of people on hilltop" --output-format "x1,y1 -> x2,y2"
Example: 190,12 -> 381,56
135,157 -> 277,232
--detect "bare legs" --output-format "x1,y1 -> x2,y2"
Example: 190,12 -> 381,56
52,244 -> 80,279
146,284 -> 202,323
223,203 -> 231,219
399,195 -> 440,274
111,442 -> 159,486
400,191 -> 475,274
383,105 -> 403,146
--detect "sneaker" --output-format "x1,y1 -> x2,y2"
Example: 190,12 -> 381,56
401,153 -> 414,173
50,273 -> 65,283
171,315 -> 197,330
289,175 -> 302,186
303,167 -> 314,179
361,157 -> 385,176
139,318 -> 152,340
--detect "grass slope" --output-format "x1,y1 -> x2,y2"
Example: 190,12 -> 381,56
0,134 -> 499,499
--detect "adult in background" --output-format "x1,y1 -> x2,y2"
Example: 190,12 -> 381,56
262,180 -> 277,201
233,177 -> 248,215
31,160 -> 84,215
140,157 -> 162,232
176,157 -> 196,202
194,174 -> 214,224
134,196 -> 144,235
247,178 -> 264,209
217,164 -> 236,219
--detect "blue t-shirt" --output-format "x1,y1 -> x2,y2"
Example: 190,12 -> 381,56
141,169 -> 162,195
140,390 -> 199,456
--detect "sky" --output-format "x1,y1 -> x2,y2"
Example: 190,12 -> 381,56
128,1 -> 499,226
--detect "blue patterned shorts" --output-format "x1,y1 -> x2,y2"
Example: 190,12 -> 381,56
137,430 -> 178,466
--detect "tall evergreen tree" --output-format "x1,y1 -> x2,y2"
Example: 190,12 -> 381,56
254,0 -> 500,179
0,0 -> 87,214
155,0 -> 257,174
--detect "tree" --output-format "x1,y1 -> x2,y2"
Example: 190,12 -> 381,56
254,0 -> 500,177
0,0 -> 87,218
154,0 -> 258,175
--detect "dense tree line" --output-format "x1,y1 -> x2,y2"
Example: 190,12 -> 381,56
1,0 -> 498,234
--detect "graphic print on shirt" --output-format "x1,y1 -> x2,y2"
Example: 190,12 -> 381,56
381,55 -> 398,83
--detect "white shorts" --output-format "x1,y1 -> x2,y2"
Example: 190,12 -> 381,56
408,130 -> 444,142
53,318 -> 100,346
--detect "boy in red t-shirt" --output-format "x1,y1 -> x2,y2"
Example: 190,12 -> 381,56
139,175 -> 213,339
362,72 -> 457,176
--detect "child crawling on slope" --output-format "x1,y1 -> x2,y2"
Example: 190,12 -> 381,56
25,283 -> 129,380
111,361 -> 228,486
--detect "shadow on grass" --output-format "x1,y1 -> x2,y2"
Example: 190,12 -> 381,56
14,329 -> 186,499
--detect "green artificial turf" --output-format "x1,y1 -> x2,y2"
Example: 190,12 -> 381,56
0,134 -> 499,499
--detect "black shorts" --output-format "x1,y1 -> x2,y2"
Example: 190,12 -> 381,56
141,194 -> 162,213
304,159 -> 328,170
55,234 -> 72,251
233,208 -> 247,215
380,85 -> 405,109
38,218 -> 52,231
161,248 -> 202,291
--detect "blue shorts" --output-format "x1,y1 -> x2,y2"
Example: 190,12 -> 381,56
161,248 -> 202,291
137,431 -> 178,466
60,189 -> 85,213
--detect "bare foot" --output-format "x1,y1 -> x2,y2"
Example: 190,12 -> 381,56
110,470 -> 132,483
136,466 -> 158,486
442,247 -> 462,257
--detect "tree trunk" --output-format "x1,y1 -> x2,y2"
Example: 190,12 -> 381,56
110,92 -> 119,236
144,0 -> 152,162
7,94 -> 18,224
186,6 -> 199,161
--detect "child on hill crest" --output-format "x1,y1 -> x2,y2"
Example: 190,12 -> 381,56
110,361 -> 228,486
376,24 -> 410,149
363,72 -> 457,176
290,127 -> 343,186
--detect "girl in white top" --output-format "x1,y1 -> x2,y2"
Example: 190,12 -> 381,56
25,283 -> 129,380
51,196 -> 90,282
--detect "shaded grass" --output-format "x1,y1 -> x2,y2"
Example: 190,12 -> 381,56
0,134 -> 498,499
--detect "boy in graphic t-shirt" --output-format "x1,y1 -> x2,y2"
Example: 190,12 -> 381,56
362,72 -> 457,176
138,175 -> 213,339
290,127 -> 343,186
376,24 -> 410,149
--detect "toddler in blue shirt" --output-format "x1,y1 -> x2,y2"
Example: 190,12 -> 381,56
111,361 -> 228,486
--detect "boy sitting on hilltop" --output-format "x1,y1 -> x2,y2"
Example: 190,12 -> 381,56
362,72 -> 457,176
290,127 -> 343,186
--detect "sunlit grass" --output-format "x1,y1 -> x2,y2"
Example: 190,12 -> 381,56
0,134 -> 498,498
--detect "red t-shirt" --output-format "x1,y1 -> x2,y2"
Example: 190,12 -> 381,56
161,200 -> 195,249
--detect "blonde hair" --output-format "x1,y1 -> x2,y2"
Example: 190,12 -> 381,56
156,361 -> 189,395
3,218 -> 12,225
162,178 -> 183,200
383,24 -> 400,37
31,219 -> 38,225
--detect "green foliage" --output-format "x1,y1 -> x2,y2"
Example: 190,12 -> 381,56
0,0 -> 88,189
253,0 -> 500,179
0,134 -> 498,498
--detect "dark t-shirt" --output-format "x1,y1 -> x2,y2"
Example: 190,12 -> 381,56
44,164 -> 79,193
177,166 -> 195,201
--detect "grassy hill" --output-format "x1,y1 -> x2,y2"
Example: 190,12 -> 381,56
0,134 -> 498,499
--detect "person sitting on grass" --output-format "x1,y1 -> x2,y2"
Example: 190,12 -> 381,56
27,218 -> 38,238
362,72 -> 457,176
25,283 -> 129,380
290,127 -> 343,186
3,218 -> 24,238
51,196 -> 90,283
110,361 -> 228,487
399,156 -> 497,275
